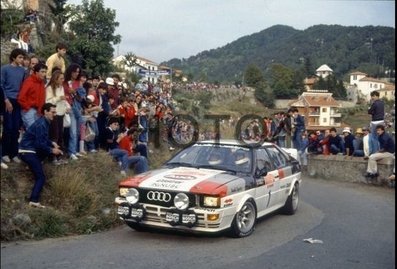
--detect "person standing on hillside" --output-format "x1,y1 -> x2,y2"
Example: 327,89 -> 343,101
19,103 -> 63,208
1,48 -> 27,164
368,91 -> 385,135
45,43 -> 67,80
18,62 -> 48,129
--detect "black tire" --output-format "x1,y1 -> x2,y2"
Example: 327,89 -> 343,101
230,199 -> 257,238
126,221 -> 145,232
282,183 -> 299,215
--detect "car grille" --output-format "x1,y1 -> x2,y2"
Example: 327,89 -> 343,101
143,205 -> 220,229
138,189 -> 197,208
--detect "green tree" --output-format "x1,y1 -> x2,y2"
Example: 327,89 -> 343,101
244,64 -> 264,87
66,0 -> 121,75
254,81 -> 275,108
269,63 -> 298,98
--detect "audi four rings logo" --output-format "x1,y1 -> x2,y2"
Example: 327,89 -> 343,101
147,191 -> 172,202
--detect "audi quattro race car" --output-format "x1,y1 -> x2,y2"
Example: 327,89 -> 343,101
115,140 -> 301,237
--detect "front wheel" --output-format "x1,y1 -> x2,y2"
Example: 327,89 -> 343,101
282,183 -> 299,215
230,200 -> 257,238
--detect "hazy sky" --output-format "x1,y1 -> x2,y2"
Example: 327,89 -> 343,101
68,0 -> 395,63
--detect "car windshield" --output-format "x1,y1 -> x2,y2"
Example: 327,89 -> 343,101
166,143 -> 253,174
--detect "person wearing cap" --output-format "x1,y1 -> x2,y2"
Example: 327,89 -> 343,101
106,76 -> 120,111
342,127 -> 355,156
352,128 -> 364,157
365,124 -> 395,179
368,91 -> 385,135
362,126 -> 379,159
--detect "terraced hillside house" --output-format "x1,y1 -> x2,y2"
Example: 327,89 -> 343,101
289,89 -> 342,131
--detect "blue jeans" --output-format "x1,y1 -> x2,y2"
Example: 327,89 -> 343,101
19,152 -> 47,203
126,155 -> 149,174
277,136 -> 286,147
292,129 -> 303,150
21,108 -> 39,130
68,110 -> 78,155
135,143 -> 148,158
109,148 -> 129,171
353,150 -> 364,157
2,98 -> 21,159
330,144 -> 341,155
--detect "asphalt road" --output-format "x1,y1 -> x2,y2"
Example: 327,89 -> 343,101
1,177 -> 395,269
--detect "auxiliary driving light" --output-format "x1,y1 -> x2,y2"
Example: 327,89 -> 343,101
125,188 -> 139,204
174,193 -> 189,210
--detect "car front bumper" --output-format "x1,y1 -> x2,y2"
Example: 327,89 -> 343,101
115,197 -> 236,233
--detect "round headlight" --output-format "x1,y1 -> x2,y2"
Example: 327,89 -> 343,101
174,193 -> 189,210
125,188 -> 139,204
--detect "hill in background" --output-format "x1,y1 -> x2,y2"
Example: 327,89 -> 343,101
163,24 -> 395,83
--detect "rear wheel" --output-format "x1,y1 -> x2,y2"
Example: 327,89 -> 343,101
230,200 -> 256,238
282,183 -> 299,215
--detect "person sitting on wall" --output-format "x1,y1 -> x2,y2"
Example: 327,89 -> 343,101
365,124 -> 395,180
328,127 -> 344,155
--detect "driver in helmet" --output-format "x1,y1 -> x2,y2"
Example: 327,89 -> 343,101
234,150 -> 250,168
208,152 -> 223,165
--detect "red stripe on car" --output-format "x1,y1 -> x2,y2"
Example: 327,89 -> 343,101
190,181 -> 228,197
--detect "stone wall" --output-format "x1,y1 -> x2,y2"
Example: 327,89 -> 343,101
307,154 -> 394,185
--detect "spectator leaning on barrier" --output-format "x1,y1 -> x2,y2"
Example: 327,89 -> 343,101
18,103 -> 63,208
328,127 -> 344,155
1,48 -> 27,164
365,124 -> 395,179
368,91 -> 385,135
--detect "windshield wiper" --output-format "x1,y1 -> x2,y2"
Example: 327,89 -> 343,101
196,165 -> 237,175
165,162 -> 194,168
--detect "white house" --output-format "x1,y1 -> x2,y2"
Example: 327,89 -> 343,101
112,55 -> 160,84
316,64 -> 333,78
349,71 -> 388,101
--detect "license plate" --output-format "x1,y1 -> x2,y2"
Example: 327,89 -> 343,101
118,206 -> 129,216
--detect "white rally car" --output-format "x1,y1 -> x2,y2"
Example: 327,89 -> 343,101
115,140 -> 301,237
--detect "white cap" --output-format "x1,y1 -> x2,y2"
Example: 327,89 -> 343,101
105,77 -> 114,86
342,127 -> 351,133
87,95 -> 95,102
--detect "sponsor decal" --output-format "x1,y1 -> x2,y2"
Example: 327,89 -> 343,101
224,198 -> 234,206
139,167 -> 224,191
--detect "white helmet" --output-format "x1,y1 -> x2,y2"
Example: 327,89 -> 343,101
234,151 -> 249,166
208,153 -> 222,165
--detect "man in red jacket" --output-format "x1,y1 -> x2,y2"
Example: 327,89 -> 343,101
18,62 -> 47,129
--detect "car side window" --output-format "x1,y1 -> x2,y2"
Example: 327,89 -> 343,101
255,148 -> 275,172
265,146 -> 288,169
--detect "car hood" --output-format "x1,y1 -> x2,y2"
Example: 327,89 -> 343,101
119,166 -> 247,197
